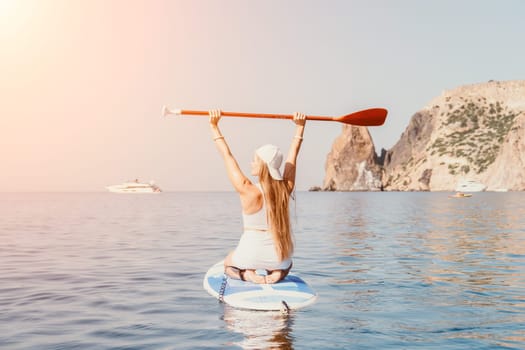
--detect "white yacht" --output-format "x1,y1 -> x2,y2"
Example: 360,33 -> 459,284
454,180 -> 486,192
106,180 -> 161,193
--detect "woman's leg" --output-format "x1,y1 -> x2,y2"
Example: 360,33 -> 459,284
223,251 -> 265,284
265,262 -> 293,284
242,270 -> 266,284
223,251 -> 243,279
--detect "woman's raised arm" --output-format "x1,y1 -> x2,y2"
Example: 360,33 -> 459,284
209,110 -> 252,194
283,112 -> 306,192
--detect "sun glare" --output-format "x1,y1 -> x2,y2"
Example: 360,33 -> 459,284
0,0 -> 30,38
0,0 -> 18,17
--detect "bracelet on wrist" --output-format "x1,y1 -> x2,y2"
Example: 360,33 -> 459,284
213,136 -> 225,141
294,135 -> 303,140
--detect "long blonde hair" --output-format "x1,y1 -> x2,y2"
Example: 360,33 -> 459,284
257,158 -> 294,261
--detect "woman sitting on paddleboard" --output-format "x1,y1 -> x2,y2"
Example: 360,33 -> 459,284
209,109 -> 306,284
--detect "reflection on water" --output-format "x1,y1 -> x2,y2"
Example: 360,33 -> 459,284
222,306 -> 294,349
309,192 -> 525,349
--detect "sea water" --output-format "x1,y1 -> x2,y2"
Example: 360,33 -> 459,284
0,192 -> 524,349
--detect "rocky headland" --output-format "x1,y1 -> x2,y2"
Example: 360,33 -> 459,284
320,80 -> 525,191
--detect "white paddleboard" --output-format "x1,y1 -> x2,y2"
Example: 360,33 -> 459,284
203,261 -> 317,311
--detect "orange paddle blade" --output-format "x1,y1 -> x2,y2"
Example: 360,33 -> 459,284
334,108 -> 388,126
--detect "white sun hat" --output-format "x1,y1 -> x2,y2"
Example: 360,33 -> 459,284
255,144 -> 283,180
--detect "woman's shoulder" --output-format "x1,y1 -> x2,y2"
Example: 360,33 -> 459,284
247,182 -> 263,201
240,182 -> 264,214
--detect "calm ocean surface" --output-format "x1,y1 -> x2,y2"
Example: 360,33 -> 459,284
1,191 -> 524,349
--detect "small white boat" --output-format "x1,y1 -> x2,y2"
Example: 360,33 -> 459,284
106,180 -> 161,193
454,180 -> 486,192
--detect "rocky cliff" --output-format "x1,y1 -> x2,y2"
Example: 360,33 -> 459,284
322,80 -> 525,191
322,125 -> 383,191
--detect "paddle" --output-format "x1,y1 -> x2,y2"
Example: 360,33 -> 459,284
162,106 -> 387,126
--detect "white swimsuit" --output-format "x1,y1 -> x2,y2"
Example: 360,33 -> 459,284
231,185 -> 293,270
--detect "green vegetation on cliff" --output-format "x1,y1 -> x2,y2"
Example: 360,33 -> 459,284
428,99 -> 518,174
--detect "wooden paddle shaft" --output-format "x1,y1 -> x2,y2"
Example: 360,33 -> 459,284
179,109 -> 335,122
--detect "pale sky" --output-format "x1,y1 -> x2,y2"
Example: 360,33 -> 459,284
1,0 -> 524,192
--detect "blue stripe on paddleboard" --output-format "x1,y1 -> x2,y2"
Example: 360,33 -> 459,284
206,275 -> 263,295
225,278 -> 264,295
270,276 -> 315,294
206,276 -> 225,292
